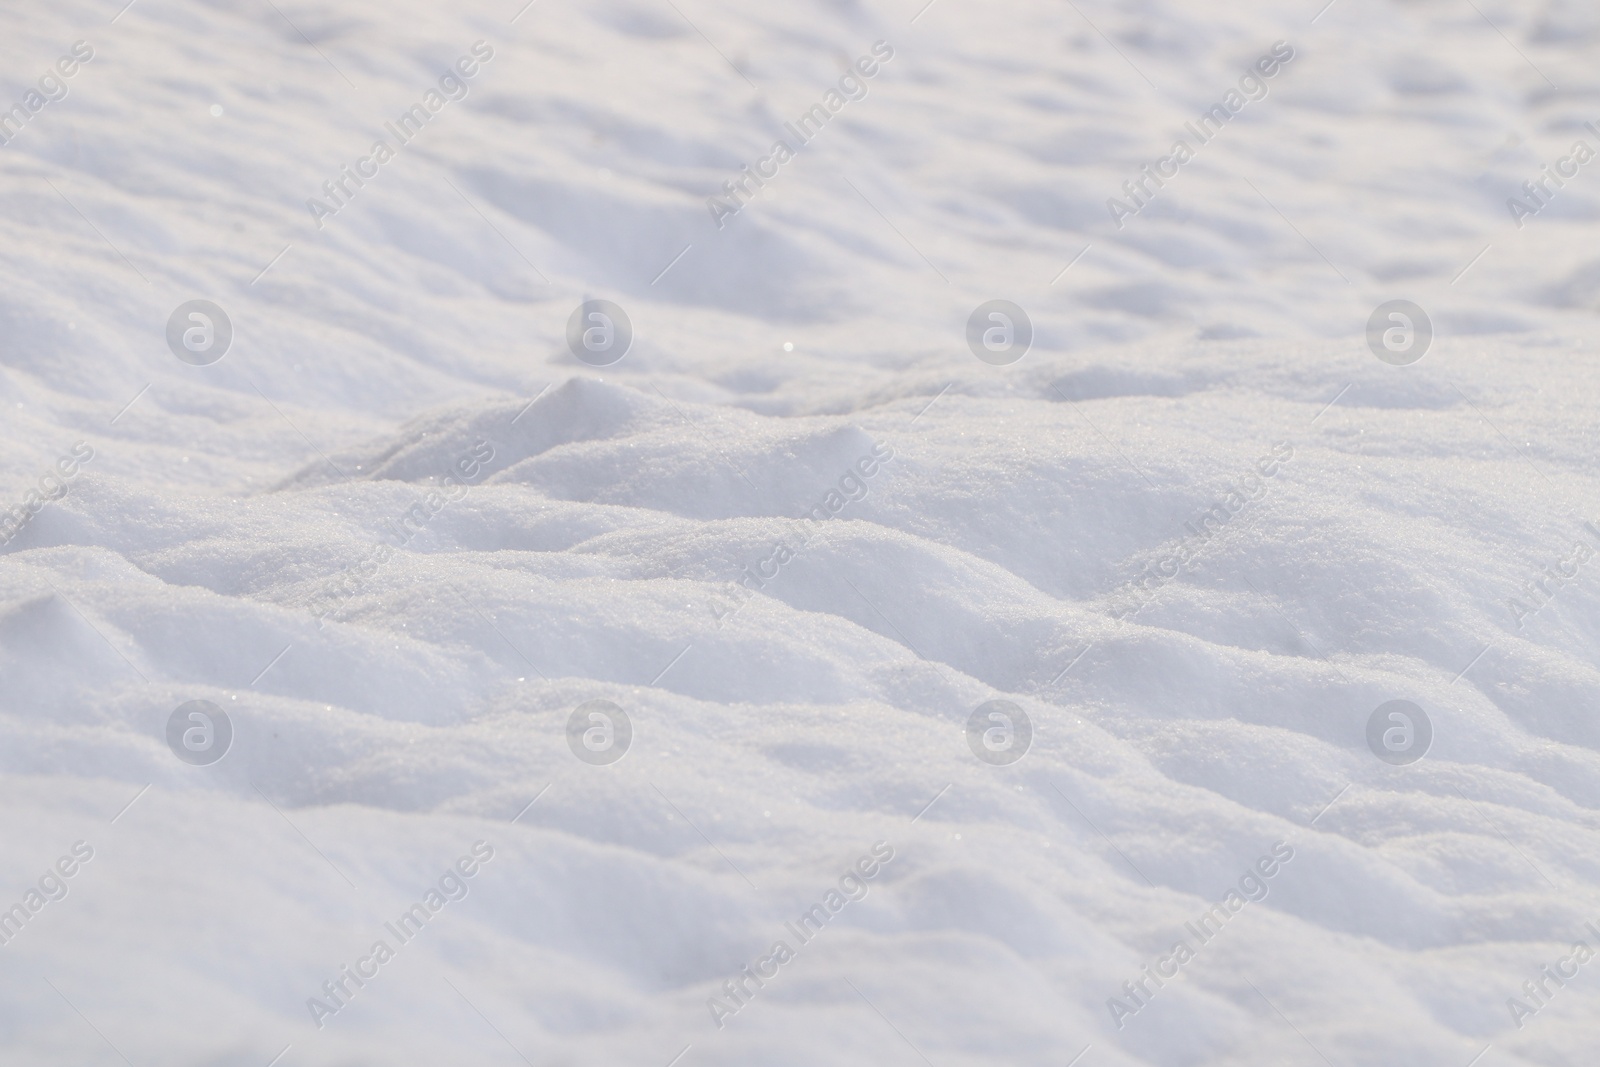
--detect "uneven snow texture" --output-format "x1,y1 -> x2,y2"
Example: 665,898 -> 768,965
4,0 -> 1600,1064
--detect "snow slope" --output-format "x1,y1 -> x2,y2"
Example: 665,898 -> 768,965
4,0 -> 1600,1064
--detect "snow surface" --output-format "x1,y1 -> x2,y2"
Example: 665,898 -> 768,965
5,0 -> 1600,1063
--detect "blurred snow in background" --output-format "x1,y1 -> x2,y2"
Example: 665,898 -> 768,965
4,0 -> 1600,1063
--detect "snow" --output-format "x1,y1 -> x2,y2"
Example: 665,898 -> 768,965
4,0 -> 1600,1063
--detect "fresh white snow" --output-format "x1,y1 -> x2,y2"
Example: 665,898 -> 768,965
4,0 -> 1600,1064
